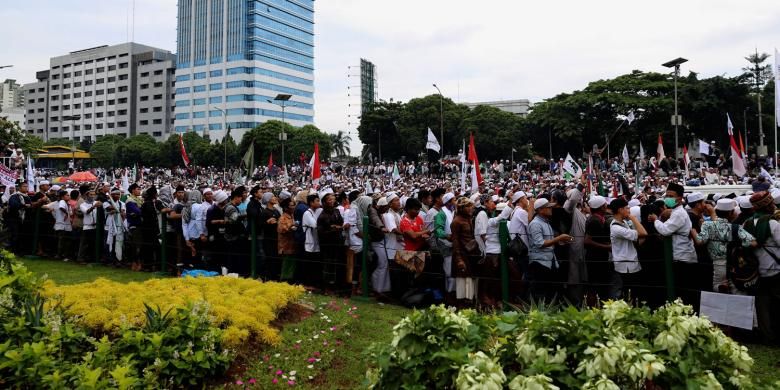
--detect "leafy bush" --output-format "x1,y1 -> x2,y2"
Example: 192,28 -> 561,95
368,301 -> 768,389
43,276 -> 304,347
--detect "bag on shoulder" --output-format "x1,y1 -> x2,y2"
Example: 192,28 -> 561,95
726,223 -> 760,293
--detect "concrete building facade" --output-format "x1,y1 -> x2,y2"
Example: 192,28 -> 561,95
464,99 -> 532,117
173,0 -> 315,142
0,79 -> 25,111
23,43 -> 176,141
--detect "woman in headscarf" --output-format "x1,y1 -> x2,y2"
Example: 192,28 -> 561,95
277,197 -> 297,281
344,194 -> 372,291
317,192 -> 344,289
451,197 -> 478,303
260,192 -> 281,278
183,189 -> 204,264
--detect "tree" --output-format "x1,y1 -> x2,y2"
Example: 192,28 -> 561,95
329,130 -> 352,157
357,100 -> 405,162
239,121 -> 333,168
89,135 -> 123,167
459,105 -> 524,161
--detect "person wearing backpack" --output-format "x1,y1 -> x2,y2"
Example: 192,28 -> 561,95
743,191 -> 780,344
692,198 -> 756,294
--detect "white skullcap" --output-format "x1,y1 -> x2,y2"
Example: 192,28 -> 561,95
715,198 -> 736,212
686,192 -> 704,204
588,195 -> 607,209
442,192 -> 455,205
628,199 -> 640,207
511,191 -> 526,204
214,190 -> 229,204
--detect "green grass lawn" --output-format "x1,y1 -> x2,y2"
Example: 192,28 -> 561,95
21,259 -> 780,388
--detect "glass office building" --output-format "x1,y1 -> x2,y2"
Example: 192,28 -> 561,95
174,0 -> 314,140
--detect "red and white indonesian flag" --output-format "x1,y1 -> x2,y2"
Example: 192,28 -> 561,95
179,134 -> 190,167
468,134 -> 482,192
309,143 -> 321,186
727,113 -> 747,177
656,133 -> 665,161
683,145 -> 690,173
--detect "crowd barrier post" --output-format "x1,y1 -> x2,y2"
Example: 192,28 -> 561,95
94,207 -> 104,264
663,235 -> 676,301
25,208 -> 41,259
250,218 -> 257,279
499,220 -> 510,310
157,217 -> 168,276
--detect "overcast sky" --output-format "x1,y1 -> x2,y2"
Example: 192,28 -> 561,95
2,0 -> 779,154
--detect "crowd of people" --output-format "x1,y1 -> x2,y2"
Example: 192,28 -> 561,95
1,150 -> 780,345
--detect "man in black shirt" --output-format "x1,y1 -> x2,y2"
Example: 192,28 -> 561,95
584,195 -> 611,300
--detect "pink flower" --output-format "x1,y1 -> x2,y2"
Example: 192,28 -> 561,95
330,326 -> 337,331
288,380 -> 296,386
276,370 -> 283,376
307,357 -> 316,363
313,351 -> 321,357
323,340 -> 328,346
272,378 -> 279,384
248,378 -> 256,385
335,340 -> 343,346
294,344 -> 301,349
263,355 -> 270,361
236,380 -> 244,385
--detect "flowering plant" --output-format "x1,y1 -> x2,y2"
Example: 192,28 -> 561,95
368,300 -> 766,389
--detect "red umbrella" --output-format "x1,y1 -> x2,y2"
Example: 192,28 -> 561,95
69,171 -> 97,183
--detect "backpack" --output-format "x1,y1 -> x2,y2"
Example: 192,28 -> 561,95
726,223 -> 760,293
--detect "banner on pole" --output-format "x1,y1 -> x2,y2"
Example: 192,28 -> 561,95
0,165 -> 19,186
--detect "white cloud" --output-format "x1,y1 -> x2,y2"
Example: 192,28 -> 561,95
2,0 -> 779,155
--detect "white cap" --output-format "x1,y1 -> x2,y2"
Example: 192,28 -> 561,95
588,195 -> 607,209
713,193 -> 723,202
40,180 -> 50,185
737,196 -> 752,210
686,192 -> 704,204
442,192 -> 455,205
377,197 -> 389,207
533,198 -> 555,210
51,185 -> 61,191
628,199 -> 641,207
630,205 -> 641,220
214,190 -> 229,204
715,198 -> 737,212
496,202 -> 508,211
386,193 -> 399,203
772,189 -> 780,205
469,193 -> 481,205
202,187 -> 213,194
511,191 -> 526,204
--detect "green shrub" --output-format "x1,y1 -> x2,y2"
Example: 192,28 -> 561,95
367,301 -> 766,389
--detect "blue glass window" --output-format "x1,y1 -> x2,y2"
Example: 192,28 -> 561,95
175,100 -> 191,107
175,126 -> 188,132
249,28 -> 313,54
209,70 -> 223,77
209,123 -> 222,130
193,124 -> 205,131
209,83 -> 223,91
209,96 -> 222,104
193,85 -> 207,92
248,15 -> 313,44
193,111 -> 206,118
175,87 -> 191,94
193,72 -> 207,79
250,41 -> 313,66
193,98 -> 206,105
225,66 -> 313,86
224,80 -> 312,98
226,95 -> 244,102
250,54 -> 312,74
175,113 -> 190,120
175,75 -> 191,82
209,110 -> 223,117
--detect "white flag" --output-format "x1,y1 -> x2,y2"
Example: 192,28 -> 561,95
121,169 -> 129,193
698,139 -> 710,156
460,139 -> 467,192
639,142 -> 645,160
562,153 -> 583,178
775,49 -> 780,127
512,148 -> 517,153
626,110 -> 636,125
425,128 -> 441,153
470,163 -> 479,193
622,144 -> 629,163
26,157 -> 35,190
392,162 -> 401,182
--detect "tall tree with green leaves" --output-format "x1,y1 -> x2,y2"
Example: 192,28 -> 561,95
329,130 -> 352,157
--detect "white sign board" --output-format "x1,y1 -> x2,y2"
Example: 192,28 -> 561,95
699,291 -> 755,330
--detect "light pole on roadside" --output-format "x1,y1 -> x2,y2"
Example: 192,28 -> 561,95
662,57 -> 688,159
267,93 -> 292,175
63,114 -> 81,171
433,84 -> 444,156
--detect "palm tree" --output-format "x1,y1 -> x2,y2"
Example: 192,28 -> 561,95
330,130 -> 352,157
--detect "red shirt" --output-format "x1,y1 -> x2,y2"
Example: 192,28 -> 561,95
399,214 -> 425,251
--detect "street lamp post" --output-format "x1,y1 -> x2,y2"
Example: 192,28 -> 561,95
744,107 -> 750,156
63,114 -> 81,171
662,57 -> 688,159
267,94 -> 292,175
432,84 -> 444,156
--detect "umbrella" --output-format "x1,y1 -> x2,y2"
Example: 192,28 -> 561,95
69,171 -> 97,183
52,176 -> 68,184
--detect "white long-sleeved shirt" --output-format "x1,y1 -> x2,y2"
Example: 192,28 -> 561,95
184,202 -> 207,241
654,205 -> 697,263
755,219 -> 780,277
80,201 -> 98,230
474,209 -> 489,255
303,208 -> 320,253
609,219 -> 641,274
486,206 -> 513,254
508,207 -> 530,247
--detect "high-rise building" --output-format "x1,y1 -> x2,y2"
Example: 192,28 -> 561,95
23,43 -> 177,141
174,0 -> 315,141
0,79 -> 25,111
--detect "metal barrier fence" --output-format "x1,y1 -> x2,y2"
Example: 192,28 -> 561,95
11,212 -> 771,310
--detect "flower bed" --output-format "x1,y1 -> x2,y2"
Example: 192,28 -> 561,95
367,302 -> 777,389
43,276 -> 304,347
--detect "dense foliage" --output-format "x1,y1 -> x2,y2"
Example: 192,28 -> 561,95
367,302 -> 776,389
43,275 -> 304,347
0,251 -> 303,388
358,69 -> 776,162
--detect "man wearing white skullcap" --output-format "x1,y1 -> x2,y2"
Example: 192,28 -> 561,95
693,198 -> 755,293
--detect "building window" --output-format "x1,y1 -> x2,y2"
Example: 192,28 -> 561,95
63,105 -> 70,110
52,85 -> 59,90
74,81 -> 81,87
175,87 -> 190,94
97,101 -> 104,106
108,123 -> 115,128
96,78 -> 104,84
51,116 -> 59,121
85,102 -> 92,108
193,98 -> 206,105
209,83 -> 222,91
193,72 -> 207,79
108,65 -> 116,71
74,103 -> 81,109
62,94 -> 70,99
140,108 -> 149,113
74,71 -> 82,76
140,84 -> 149,89
97,67 -> 105,73
84,91 -> 92,97
96,123 -> 103,129
85,69 -> 93,75
63,83 -> 71,89
141,72 -> 149,77
107,88 -> 115,94
73,92 -> 81,98
176,75 -> 190,82
108,111 -> 115,117
153,82 -> 163,88
119,62 -> 128,69
108,99 -> 115,105
154,70 -> 163,75
85,80 -> 93,86
96,112 -> 104,118
153,106 -> 162,112
85,113 -> 92,119
192,111 -> 205,118
107,76 -> 115,82
175,113 -> 189,120
96,90 -> 104,95
51,106 -> 59,111
118,97 -> 128,103
118,86 -> 128,92
193,85 -> 206,92
140,96 -> 149,101
118,109 -> 127,115
209,96 -> 222,104
118,74 -> 128,80
153,119 -> 162,124
140,120 -> 149,125
84,124 -> 92,130
153,94 -> 162,100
